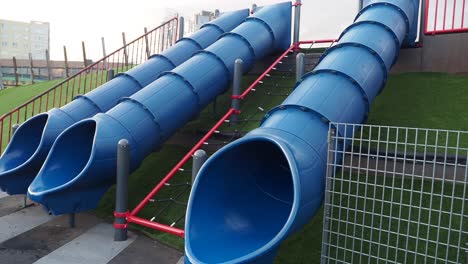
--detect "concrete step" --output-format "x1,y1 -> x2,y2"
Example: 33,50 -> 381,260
0,195 -> 183,264
34,223 -> 136,264
0,204 -> 54,244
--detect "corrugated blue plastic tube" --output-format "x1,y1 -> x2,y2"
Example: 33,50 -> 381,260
0,9 -> 248,195
184,0 -> 419,263
27,2 -> 292,215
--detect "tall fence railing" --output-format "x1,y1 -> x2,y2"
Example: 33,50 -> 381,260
124,39 -> 338,237
0,17 -> 178,155
425,0 -> 468,34
321,123 -> 467,264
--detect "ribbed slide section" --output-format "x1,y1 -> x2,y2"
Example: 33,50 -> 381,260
0,9 -> 248,195
27,2 -> 291,215
184,0 -> 419,263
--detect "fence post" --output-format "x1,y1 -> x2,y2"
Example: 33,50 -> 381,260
102,37 -> 108,69
82,41 -> 88,68
144,27 -> 151,59
296,53 -> 305,82
122,32 -> 129,67
231,59 -> 243,124
358,0 -> 364,11
107,68 -> 115,82
320,126 -> 335,263
12,57 -> 19,86
114,139 -> 130,241
28,53 -> 35,84
63,46 -> 70,78
293,0 -> 302,44
192,149 -> 208,183
45,49 -> 52,81
178,17 -> 185,40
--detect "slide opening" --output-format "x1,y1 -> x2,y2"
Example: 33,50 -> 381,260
0,114 -> 48,171
188,139 -> 294,263
31,120 -> 96,193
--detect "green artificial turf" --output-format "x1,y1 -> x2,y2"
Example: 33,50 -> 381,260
368,73 -> 468,131
0,80 -> 63,117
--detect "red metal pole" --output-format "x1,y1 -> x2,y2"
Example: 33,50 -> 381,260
452,0 -> 457,29
58,84 -> 64,107
462,0 -> 466,28
15,109 -> 19,126
7,114 -> 12,141
126,216 -> 184,237
45,93 -> 49,112
130,108 -> 237,216
39,97 -> 43,113
297,39 -> 338,45
443,0 -> 447,30
425,0 -> 431,34
434,0 -> 439,32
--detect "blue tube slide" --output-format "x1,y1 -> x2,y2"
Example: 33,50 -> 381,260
27,2 -> 292,215
0,10 -> 248,195
184,0 -> 420,263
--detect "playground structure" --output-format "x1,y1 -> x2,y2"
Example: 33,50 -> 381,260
185,0 -> 422,262
0,0 -> 467,263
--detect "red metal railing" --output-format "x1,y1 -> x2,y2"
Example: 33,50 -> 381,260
0,17 -> 178,155
425,0 -> 468,34
126,39 -> 338,237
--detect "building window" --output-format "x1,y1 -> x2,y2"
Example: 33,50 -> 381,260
1,41 -> 7,47
12,42 -> 18,47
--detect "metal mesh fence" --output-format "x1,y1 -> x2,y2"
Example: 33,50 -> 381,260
322,123 -> 468,264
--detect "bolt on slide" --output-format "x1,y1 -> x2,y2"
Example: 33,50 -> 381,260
0,9 -> 249,195
27,2 -> 292,215
184,0 -> 420,263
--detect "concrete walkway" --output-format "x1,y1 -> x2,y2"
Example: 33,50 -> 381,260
0,195 -> 183,264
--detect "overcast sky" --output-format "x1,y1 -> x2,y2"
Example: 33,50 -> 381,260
2,1 -> 358,60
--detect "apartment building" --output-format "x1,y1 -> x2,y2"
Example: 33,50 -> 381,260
0,19 -> 50,60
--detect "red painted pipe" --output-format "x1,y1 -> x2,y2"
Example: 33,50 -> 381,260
127,215 -> 185,237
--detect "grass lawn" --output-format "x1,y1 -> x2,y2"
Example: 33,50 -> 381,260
368,72 -> 468,131
93,71 -> 468,263
0,80 -> 63,117
0,71 -> 114,153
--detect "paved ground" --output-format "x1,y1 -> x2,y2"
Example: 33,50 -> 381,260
0,194 -> 183,264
